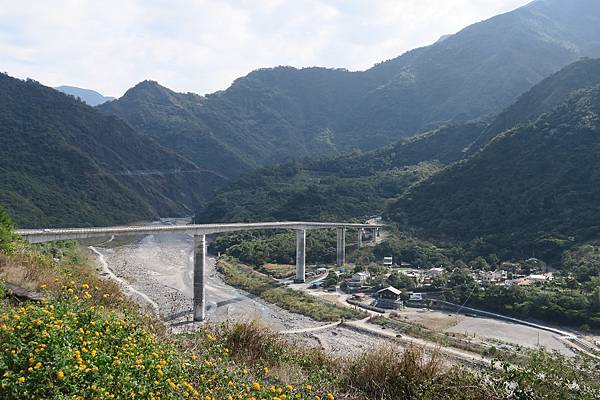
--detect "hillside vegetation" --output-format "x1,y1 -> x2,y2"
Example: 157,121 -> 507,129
468,57 -> 600,153
100,0 -> 600,171
197,122 -> 484,223
0,74 -> 222,228
1,208 -> 599,399
389,84 -> 600,260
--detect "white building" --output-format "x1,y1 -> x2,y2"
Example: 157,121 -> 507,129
347,271 -> 371,289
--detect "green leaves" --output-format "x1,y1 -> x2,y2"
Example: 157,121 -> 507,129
0,206 -> 15,253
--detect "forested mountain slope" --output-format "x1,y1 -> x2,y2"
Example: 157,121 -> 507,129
197,122 -> 486,223
388,84 -> 600,260
100,0 -> 600,169
468,57 -> 600,153
0,74 -> 222,228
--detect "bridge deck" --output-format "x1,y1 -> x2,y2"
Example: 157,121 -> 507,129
16,221 -> 384,244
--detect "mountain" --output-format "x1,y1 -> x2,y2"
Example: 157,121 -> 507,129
54,85 -> 115,106
387,83 -> 600,260
467,57 -> 600,153
98,81 -> 253,180
196,121 -> 486,223
198,58 -> 600,225
0,73 -> 223,228
100,0 -> 600,169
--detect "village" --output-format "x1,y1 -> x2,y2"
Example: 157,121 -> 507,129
307,255 -> 556,312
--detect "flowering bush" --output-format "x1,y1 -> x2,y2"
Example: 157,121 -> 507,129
0,283 -> 327,400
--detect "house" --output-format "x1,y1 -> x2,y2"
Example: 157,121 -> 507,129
500,262 -> 522,274
479,270 -> 507,285
529,273 -> 553,283
347,271 -> 371,289
383,256 -> 393,267
507,277 -> 531,286
427,267 -> 445,277
375,286 -> 403,309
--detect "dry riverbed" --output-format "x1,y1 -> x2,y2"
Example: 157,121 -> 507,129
89,229 -> 399,356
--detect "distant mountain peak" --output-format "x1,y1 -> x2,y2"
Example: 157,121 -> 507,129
54,85 -> 114,106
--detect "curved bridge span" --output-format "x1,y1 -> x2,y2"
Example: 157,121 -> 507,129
17,221 -> 384,321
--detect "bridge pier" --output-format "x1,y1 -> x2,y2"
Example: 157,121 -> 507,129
193,234 -> 206,321
357,228 -> 363,248
336,227 -> 346,266
294,229 -> 306,283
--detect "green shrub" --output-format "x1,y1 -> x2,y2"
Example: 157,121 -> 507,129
217,257 -> 365,321
0,207 -> 16,254
0,285 -> 325,400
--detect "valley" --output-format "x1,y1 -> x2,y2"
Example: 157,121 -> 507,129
3,0 -> 600,398
83,219 -> 589,365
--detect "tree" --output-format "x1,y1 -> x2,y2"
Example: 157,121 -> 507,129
487,253 -> 500,268
469,256 -> 490,271
431,274 -> 448,289
0,206 -> 15,253
387,272 -> 417,290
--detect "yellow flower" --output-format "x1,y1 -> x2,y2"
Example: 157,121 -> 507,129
34,362 -> 42,369
286,385 -> 294,391
263,367 -> 269,375
17,376 -> 25,383
327,394 -> 335,400
56,371 -> 65,379
252,382 -> 261,390
82,283 -> 90,289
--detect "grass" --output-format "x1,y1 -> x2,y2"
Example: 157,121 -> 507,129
259,263 -> 296,279
1,238 -> 599,399
0,243 -> 327,400
217,257 -> 366,321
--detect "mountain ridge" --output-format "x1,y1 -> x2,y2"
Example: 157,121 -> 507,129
55,85 -> 115,106
0,74 -> 222,228
100,0 -> 600,178
387,82 -> 600,260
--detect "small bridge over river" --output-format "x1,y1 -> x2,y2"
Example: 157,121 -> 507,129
16,221 -> 383,321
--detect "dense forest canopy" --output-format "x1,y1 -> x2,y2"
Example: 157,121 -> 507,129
196,122 -> 485,223
388,84 -> 600,261
0,74 -> 221,228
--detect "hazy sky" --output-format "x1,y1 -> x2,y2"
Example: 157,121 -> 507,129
0,0 -> 531,97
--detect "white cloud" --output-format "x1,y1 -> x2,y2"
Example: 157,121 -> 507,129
0,0 -> 531,97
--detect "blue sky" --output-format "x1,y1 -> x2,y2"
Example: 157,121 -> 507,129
0,0 -> 531,97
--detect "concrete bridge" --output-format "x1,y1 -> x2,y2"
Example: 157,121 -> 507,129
16,221 -> 383,321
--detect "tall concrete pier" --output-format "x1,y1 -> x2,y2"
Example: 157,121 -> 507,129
193,234 -> 206,321
336,227 -> 346,266
295,229 -> 306,283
